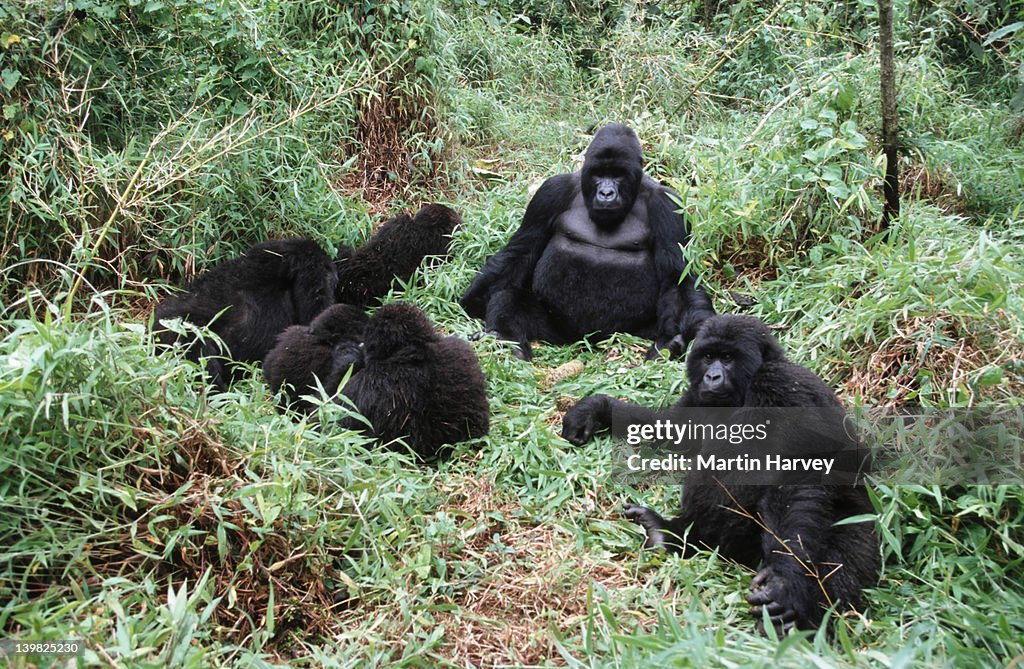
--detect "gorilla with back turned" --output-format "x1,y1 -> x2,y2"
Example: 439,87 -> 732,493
338,303 -> 489,459
263,302 -> 489,459
461,124 -> 714,360
562,315 -> 879,632
153,204 -> 460,389
153,238 -> 337,389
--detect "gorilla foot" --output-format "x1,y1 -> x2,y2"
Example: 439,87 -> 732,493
468,330 -> 532,360
747,566 -> 799,635
622,503 -> 669,549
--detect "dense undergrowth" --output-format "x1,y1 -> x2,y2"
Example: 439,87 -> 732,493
1,0 -> 1023,666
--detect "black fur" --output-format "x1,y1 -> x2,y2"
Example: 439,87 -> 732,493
561,315 -> 879,632
153,238 -> 337,389
263,304 -> 369,413
461,124 -> 714,360
338,303 -> 489,459
335,204 -> 460,307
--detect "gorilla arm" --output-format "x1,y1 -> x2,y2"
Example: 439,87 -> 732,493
460,174 -> 577,318
646,184 -> 715,358
746,486 -> 838,632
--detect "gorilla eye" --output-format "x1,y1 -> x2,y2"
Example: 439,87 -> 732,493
720,352 -> 733,362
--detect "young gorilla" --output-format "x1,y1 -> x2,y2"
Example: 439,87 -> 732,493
336,303 -> 490,460
153,238 -> 337,389
335,204 -> 461,307
461,124 -> 714,360
263,304 -> 369,414
561,315 -> 879,632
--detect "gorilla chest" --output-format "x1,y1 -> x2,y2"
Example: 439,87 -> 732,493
532,200 -> 659,334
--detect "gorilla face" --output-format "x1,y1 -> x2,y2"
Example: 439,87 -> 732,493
685,315 -> 786,406
581,124 -> 644,226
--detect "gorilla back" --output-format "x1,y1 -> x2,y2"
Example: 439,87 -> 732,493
461,124 -> 713,360
338,303 -> 489,460
153,238 -> 337,389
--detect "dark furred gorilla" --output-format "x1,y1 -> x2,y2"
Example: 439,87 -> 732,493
562,315 -> 879,632
335,204 -> 460,307
338,303 -> 489,460
153,238 -> 337,389
263,304 -> 369,414
461,124 -> 714,360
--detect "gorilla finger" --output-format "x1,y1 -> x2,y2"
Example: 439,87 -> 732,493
561,425 -> 591,446
667,334 -> 688,357
644,344 -> 667,361
771,609 -> 799,624
513,340 -> 533,360
750,568 -> 773,589
622,503 -> 644,517
747,589 -> 773,605
752,601 -> 791,618
622,504 -> 658,525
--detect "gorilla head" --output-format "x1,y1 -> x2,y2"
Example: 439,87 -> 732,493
686,315 -> 787,405
262,303 -> 368,414
581,124 -> 645,227
361,302 -> 437,363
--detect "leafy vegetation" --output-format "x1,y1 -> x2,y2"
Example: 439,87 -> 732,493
1,0 -> 1022,666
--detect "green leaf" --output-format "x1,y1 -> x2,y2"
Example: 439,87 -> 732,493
975,367 -> 1004,387
983,21 -> 1023,46
1,67 -> 21,91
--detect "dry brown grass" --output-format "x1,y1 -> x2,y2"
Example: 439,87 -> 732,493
336,476 -> 643,667
339,83 -> 439,215
902,161 -> 969,216
844,311 -> 1024,406
90,407 -> 342,649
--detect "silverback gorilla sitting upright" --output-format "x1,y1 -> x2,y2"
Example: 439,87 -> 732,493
461,124 -> 714,360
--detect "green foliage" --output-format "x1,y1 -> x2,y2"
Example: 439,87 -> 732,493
3,0 -> 1024,666
0,0 -> 446,304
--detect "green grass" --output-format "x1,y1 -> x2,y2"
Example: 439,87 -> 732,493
2,0 -> 1024,667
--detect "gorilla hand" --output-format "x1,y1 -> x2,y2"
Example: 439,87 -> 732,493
622,503 -> 669,549
645,334 -> 689,361
561,394 -> 612,445
747,566 -> 801,635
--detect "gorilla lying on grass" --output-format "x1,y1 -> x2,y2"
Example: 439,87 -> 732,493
153,238 -> 337,389
562,315 -> 879,632
461,124 -> 714,360
266,302 -> 489,460
153,204 -> 460,389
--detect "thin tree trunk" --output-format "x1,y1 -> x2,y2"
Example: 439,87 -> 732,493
879,0 -> 899,230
